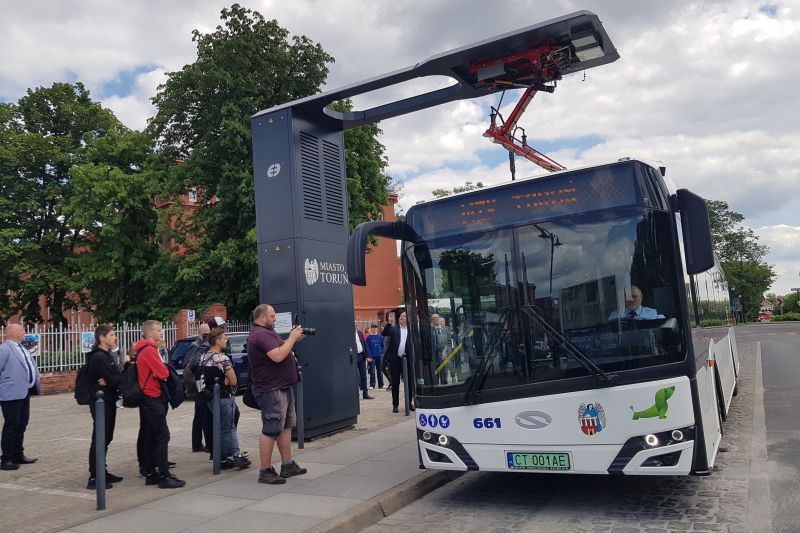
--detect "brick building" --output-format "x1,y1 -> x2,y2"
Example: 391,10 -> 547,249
352,193 -> 403,326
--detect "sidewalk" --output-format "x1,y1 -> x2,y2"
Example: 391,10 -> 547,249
60,416 -> 444,533
0,383 -> 443,533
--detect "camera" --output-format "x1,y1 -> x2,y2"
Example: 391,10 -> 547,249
301,327 -> 316,336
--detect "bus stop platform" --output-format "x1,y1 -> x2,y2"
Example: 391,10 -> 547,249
61,413 -> 457,533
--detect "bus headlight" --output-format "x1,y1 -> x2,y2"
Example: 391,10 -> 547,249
438,435 -> 450,446
422,431 -> 432,441
671,429 -> 684,442
644,434 -> 659,447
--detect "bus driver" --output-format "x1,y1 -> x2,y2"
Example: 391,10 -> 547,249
608,285 -> 665,321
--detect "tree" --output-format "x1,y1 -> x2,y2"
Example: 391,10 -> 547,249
64,127 -> 160,322
148,4 -> 391,318
431,181 -> 485,199
707,200 -> 769,264
0,82 -> 158,325
707,200 -> 775,319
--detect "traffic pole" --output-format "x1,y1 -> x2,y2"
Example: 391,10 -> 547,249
402,356 -> 410,416
295,358 -> 304,449
212,378 -> 221,475
94,391 -> 106,510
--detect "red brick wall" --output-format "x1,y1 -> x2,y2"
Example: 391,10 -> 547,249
352,194 -> 402,323
40,371 -> 78,395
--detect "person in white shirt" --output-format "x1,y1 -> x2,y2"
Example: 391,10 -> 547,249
0,324 -> 41,470
608,285 -> 665,321
354,320 -> 373,400
385,312 -> 414,413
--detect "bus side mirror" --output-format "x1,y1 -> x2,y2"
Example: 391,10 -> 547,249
347,221 -> 430,286
674,189 -> 714,274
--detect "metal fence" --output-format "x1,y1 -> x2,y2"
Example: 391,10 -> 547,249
0,319 -> 252,373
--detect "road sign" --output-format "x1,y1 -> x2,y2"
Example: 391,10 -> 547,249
777,298 -> 784,307
187,309 -> 196,322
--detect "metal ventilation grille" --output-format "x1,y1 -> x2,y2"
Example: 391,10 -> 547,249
300,132 -> 323,222
322,140 -> 345,226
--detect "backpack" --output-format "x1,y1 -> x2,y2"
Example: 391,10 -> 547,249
181,344 -> 205,399
74,365 -> 92,405
120,361 -> 151,408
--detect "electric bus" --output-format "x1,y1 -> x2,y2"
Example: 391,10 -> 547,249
348,159 -> 738,475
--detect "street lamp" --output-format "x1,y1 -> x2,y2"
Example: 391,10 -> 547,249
536,225 -> 562,295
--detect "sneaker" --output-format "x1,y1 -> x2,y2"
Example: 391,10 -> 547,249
138,467 -> 146,480
393,407 -> 399,413
220,457 -> 236,470
362,394 -> 375,400
168,461 -> 177,469
279,460 -> 307,479
144,473 -> 160,486
86,477 -> 113,490
258,467 -> 286,485
233,455 -> 252,469
158,473 -> 186,489
105,472 -> 123,483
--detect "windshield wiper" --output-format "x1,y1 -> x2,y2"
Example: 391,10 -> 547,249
463,306 -> 511,405
521,304 -> 615,386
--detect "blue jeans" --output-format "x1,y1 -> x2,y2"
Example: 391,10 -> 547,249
207,397 -> 240,458
368,356 -> 383,388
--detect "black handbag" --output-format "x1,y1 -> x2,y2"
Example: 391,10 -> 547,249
242,386 -> 260,410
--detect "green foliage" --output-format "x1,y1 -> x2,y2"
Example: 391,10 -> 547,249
0,82 -> 159,325
431,181 -> 485,199
707,199 -> 775,320
65,127 -> 161,322
148,4 -> 390,319
772,313 -> 800,322
700,319 -> 729,327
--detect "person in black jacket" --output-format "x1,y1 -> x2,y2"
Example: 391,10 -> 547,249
187,323 -> 211,452
85,324 -> 123,490
384,311 -> 415,413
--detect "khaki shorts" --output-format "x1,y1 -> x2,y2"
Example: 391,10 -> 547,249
255,388 -> 296,437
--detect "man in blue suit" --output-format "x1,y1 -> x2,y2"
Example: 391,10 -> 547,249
0,324 -> 41,470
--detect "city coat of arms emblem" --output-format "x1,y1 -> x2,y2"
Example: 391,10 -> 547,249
578,402 -> 606,436
304,258 -> 319,285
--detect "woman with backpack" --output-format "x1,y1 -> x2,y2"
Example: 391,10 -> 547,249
201,328 -> 250,469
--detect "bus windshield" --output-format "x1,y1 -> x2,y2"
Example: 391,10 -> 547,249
405,208 -> 685,398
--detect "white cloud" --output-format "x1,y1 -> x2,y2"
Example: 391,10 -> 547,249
100,68 -> 166,131
757,224 -> 800,295
2,0 -> 799,292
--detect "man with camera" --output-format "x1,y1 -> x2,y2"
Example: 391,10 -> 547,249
247,304 -> 308,485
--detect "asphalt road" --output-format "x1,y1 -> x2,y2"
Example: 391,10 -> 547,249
744,323 -> 800,533
365,324 -> 800,533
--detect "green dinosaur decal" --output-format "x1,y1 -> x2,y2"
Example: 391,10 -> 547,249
630,386 -> 675,420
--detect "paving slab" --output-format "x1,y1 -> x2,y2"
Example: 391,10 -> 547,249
244,492 -> 362,518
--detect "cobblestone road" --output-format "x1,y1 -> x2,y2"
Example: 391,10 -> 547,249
364,341 -> 761,533
0,383 -> 407,533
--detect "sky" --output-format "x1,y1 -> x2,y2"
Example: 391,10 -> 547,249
1,0 -> 798,295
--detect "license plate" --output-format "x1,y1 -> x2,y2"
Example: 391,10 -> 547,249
506,451 -> 571,470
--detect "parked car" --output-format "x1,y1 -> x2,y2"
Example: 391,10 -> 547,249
169,333 -> 250,390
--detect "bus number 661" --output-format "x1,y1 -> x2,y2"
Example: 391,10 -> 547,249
473,417 -> 502,429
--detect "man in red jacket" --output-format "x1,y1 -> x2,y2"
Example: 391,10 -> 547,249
135,320 -> 185,489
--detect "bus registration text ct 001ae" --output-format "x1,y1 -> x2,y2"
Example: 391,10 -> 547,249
506,452 -> 572,470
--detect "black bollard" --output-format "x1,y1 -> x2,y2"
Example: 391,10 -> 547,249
295,361 -> 304,449
212,378 -> 221,475
402,356 -> 410,416
94,390 -> 106,510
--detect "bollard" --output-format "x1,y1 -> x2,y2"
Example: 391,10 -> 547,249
94,390 -> 106,510
295,360 -> 304,449
212,378 -> 221,475
402,356 -> 410,416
